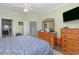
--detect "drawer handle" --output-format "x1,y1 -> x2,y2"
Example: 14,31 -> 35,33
63,49 -> 67,51
64,45 -> 67,47
64,35 -> 67,37
64,40 -> 67,42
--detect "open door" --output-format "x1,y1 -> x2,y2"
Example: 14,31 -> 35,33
30,21 -> 37,37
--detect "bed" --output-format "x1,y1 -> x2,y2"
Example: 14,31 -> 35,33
0,36 -> 53,55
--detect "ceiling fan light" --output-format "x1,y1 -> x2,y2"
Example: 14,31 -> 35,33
28,8 -> 31,10
24,8 -> 28,12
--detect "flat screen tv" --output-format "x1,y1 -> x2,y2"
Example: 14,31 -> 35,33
63,7 -> 79,22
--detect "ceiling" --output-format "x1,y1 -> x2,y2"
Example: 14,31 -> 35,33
0,3 -> 63,15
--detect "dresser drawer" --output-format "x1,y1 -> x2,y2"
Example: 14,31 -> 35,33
62,34 -> 79,39
62,41 -> 79,48
65,40 -> 79,47
62,29 -> 79,34
62,29 -> 72,34
67,46 -> 79,54
70,30 -> 79,34
67,33 -> 79,38
62,38 -> 79,43
62,34 -> 73,39
63,45 -> 79,52
62,48 -> 75,55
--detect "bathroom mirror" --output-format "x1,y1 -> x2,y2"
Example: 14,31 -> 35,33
42,18 -> 54,31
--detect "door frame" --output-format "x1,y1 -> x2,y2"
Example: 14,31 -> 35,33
29,21 -> 37,37
1,18 -> 13,37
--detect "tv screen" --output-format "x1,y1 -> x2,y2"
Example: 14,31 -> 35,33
63,7 -> 79,22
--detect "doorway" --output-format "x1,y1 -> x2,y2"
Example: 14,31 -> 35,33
2,19 -> 13,37
30,21 -> 37,37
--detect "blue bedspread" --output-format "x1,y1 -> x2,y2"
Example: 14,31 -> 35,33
0,36 -> 52,55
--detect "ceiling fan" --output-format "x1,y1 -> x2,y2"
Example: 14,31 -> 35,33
23,4 -> 31,12
15,3 -> 31,13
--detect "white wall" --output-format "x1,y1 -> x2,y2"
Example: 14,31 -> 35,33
24,20 -> 30,35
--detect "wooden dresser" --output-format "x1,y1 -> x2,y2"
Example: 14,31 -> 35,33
38,32 -> 57,48
61,28 -> 79,55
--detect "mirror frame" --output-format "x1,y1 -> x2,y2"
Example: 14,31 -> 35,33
42,18 -> 54,30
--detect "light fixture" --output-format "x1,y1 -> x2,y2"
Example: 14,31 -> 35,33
23,4 -> 31,13
24,8 -> 29,12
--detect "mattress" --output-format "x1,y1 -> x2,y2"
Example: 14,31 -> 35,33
0,36 -> 53,55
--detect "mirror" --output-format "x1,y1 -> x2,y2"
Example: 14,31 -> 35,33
42,18 -> 54,32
